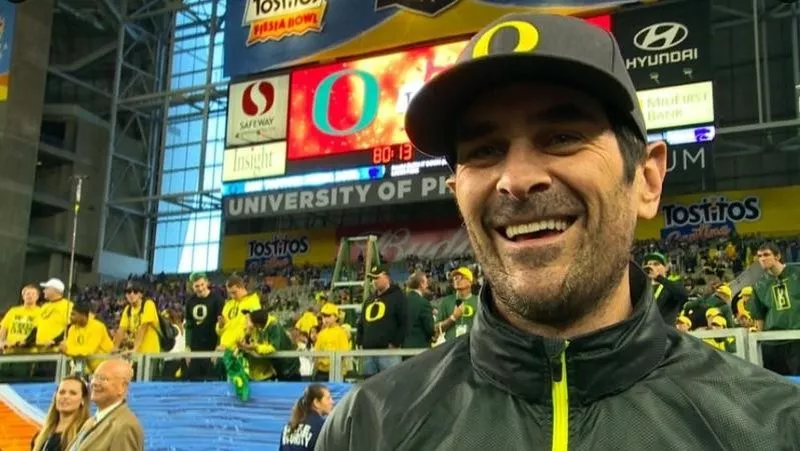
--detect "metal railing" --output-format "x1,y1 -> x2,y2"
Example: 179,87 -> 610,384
2,330 -> 799,383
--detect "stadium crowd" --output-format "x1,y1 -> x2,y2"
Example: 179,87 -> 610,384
1,233 -> 799,383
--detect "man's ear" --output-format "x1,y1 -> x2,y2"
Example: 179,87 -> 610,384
446,174 -> 456,193
637,140 -> 667,220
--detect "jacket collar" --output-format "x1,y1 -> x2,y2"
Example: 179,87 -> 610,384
469,262 -> 667,405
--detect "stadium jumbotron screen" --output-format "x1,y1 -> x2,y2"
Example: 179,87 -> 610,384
221,14 -> 612,195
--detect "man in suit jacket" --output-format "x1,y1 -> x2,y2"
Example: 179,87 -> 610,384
69,359 -> 144,451
404,270 -> 435,351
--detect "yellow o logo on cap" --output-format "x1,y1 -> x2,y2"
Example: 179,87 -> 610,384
472,20 -> 540,59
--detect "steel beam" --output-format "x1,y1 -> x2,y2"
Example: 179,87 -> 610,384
109,203 -> 148,217
196,0 -> 218,193
793,3 -> 800,119
111,189 -> 220,204
717,118 -> 800,135
752,0 -> 764,123
94,0 -> 128,273
129,2 -> 188,21
759,0 -> 771,123
119,81 -> 228,105
51,42 -> 118,72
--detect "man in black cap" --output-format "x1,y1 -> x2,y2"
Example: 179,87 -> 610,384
642,251 -> 689,325
356,264 -> 407,378
317,13 -> 800,450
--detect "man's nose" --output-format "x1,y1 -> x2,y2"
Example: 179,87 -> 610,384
495,140 -> 552,200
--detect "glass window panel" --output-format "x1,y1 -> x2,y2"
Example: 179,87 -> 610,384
193,245 -> 209,271
165,221 -> 180,246
184,219 -> 197,245
170,171 -> 186,194
192,217 -> 205,243
167,121 -> 189,145
213,166 -> 222,190
161,147 -> 175,171
212,46 -> 223,67
209,215 -> 221,241
185,143 -> 201,168
202,166 -> 215,191
155,221 -> 168,247
212,68 -> 225,84
207,140 -> 223,166
152,248 -> 166,273
160,172 -> 174,195
157,201 -> 178,213
183,169 -> 199,192
207,242 -> 220,271
188,120 -> 203,143
171,146 -> 187,170
178,245 -> 194,273
163,247 -> 180,273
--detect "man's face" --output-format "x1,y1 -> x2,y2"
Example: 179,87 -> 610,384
21,287 -> 39,306
226,284 -> 244,299
757,249 -> 780,271
449,82 -> 665,329
452,274 -> 471,292
70,311 -> 88,327
91,363 -> 127,406
371,274 -> 390,292
644,260 -> 666,279
193,278 -> 209,296
43,287 -> 61,301
419,275 -> 429,293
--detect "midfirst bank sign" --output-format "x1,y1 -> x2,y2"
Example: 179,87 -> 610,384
224,173 -> 452,219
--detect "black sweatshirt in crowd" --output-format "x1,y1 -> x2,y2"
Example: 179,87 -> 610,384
357,284 -> 408,349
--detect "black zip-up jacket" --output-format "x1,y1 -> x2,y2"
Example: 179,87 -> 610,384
356,284 -> 407,349
653,274 -> 689,325
317,264 -> 800,450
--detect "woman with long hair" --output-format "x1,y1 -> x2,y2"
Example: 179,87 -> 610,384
31,374 -> 90,451
279,384 -> 334,451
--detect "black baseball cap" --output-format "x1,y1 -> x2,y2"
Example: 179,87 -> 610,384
367,264 -> 390,279
405,13 -> 648,168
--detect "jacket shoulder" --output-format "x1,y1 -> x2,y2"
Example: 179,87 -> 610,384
656,332 -> 800,445
317,339 -> 471,450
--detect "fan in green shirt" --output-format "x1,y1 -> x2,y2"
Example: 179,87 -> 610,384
435,267 -> 479,341
747,242 -> 800,376
749,252 -> 800,331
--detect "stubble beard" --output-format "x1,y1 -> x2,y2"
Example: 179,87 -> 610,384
462,188 -> 636,331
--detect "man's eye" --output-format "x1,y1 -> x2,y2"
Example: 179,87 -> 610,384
547,133 -> 581,146
464,145 -> 504,161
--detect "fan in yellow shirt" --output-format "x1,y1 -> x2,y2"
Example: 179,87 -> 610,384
216,275 -> 261,351
295,307 -> 319,334
113,282 -> 161,354
313,303 -> 351,381
30,278 -> 73,350
0,284 -> 41,353
59,302 -> 114,374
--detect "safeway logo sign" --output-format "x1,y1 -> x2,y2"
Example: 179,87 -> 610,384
634,22 -> 688,52
241,81 -> 275,117
226,74 -> 289,147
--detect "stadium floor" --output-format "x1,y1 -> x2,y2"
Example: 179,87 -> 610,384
2,378 -> 799,450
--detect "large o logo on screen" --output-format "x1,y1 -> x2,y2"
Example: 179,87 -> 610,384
312,69 -> 380,136
242,81 -> 275,117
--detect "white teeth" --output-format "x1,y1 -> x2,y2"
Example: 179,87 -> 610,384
504,219 -> 570,239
